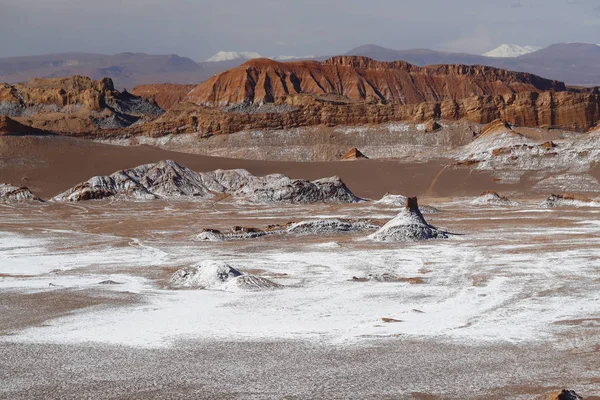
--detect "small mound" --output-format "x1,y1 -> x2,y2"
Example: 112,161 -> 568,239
541,193 -> 598,208
286,219 -> 378,235
471,190 -> 519,206
341,147 -> 368,160
195,229 -> 226,241
0,184 -> 43,202
170,261 -> 280,291
352,274 -> 424,284
196,226 -> 279,241
368,197 -> 448,242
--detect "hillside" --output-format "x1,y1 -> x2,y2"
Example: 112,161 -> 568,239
186,56 -> 565,106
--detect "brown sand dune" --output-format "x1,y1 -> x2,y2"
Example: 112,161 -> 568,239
0,135 -> 500,200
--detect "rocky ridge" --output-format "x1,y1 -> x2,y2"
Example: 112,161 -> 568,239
186,56 -> 565,106
196,219 -> 380,241
52,160 -> 362,203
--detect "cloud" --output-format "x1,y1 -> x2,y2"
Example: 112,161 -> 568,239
510,0 -> 523,7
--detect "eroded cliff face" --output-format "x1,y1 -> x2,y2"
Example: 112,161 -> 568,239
130,90 -> 600,137
0,76 -> 117,111
186,56 -> 566,106
0,76 -> 163,134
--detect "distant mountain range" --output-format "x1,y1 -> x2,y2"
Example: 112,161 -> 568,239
345,43 -> 600,86
204,51 -> 316,62
0,43 -> 599,89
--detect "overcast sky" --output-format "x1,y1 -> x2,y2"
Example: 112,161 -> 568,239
1,0 -> 599,60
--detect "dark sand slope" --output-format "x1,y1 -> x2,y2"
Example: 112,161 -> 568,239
0,135 -> 501,200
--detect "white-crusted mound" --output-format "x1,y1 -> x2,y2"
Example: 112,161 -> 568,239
471,191 -> 519,206
540,193 -> 600,208
368,198 -> 448,242
53,160 -> 361,203
0,184 -> 43,202
286,219 -> 379,235
170,261 -> 280,291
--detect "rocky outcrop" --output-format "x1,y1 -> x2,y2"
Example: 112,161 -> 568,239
541,193 -> 598,208
0,184 -> 43,202
478,119 -> 517,137
131,84 -> 195,110
0,76 -> 163,134
545,389 -> 583,400
285,219 -> 379,235
197,219 -> 378,241
170,261 -> 280,291
368,197 -> 448,242
471,190 -> 519,206
52,160 -> 362,204
341,147 -> 368,160
187,56 -> 565,106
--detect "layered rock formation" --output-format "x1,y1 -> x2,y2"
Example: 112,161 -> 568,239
0,76 -> 163,134
341,147 -> 368,160
0,184 -> 43,202
187,56 -> 565,106
170,261 -> 280,291
132,89 -> 600,138
52,160 -> 361,203
368,197 -> 448,241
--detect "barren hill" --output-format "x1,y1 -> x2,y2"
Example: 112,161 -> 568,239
0,52 -> 248,90
186,56 -> 565,106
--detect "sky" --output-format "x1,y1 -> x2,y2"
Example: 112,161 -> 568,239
1,0 -> 599,60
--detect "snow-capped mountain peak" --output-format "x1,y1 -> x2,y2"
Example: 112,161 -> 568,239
483,44 -> 542,58
206,51 -> 263,62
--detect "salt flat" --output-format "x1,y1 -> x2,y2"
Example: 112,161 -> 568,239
1,199 -> 599,398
